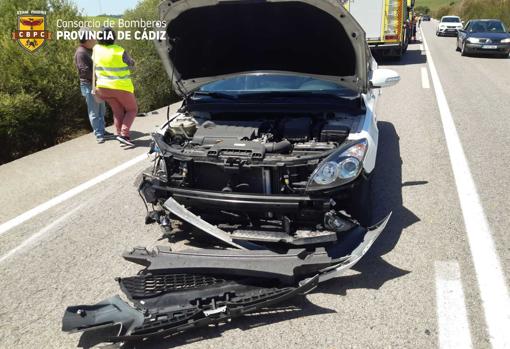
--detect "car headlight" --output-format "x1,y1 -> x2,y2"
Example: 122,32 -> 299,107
467,37 -> 481,43
307,139 -> 368,191
501,38 -> 510,43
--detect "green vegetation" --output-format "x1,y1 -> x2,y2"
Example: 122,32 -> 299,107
0,0 -> 176,164
416,0 -> 452,11
431,0 -> 510,26
0,0 -> 88,164
415,5 -> 432,15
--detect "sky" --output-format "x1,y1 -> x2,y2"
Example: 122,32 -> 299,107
73,0 -> 140,16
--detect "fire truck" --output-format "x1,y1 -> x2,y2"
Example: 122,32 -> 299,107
344,0 -> 416,58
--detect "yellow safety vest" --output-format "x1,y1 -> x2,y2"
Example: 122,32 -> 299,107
93,44 -> 134,93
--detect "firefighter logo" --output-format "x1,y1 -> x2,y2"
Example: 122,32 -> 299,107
11,11 -> 52,53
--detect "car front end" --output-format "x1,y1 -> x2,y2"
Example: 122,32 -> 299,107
464,38 -> 510,55
140,0 -> 393,242
438,23 -> 463,35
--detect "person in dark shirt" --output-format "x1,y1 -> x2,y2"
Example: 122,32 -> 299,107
74,28 -> 111,143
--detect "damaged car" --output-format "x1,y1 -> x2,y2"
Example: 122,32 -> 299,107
62,0 -> 399,345
143,0 -> 401,245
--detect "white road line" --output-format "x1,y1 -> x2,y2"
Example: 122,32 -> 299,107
421,67 -> 430,89
0,153 -> 147,236
422,30 -> 510,348
0,205 -> 81,264
435,261 -> 473,349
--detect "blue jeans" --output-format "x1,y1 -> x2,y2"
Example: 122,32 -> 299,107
80,83 -> 106,138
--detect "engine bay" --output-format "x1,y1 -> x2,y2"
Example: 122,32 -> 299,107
162,111 -> 360,158
149,110 -> 363,200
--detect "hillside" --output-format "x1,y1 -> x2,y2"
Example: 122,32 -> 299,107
416,0 -> 452,11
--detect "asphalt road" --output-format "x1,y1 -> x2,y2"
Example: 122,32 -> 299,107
0,21 -> 509,348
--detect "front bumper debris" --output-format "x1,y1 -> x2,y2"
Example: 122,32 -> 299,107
62,214 -> 389,346
124,213 -> 390,285
63,273 -> 319,345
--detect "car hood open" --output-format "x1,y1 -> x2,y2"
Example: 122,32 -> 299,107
155,0 -> 369,95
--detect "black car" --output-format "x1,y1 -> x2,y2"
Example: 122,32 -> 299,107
422,15 -> 431,21
457,19 -> 510,57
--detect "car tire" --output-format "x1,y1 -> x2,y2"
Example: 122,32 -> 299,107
348,174 -> 373,227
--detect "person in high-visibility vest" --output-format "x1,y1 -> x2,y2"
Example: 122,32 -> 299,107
92,27 -> 137,146
74,27 -> 112,144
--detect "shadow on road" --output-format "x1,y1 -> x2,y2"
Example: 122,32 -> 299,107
376,48 -> 427,66
317,121 -> 420,295
127,131 -> 152,148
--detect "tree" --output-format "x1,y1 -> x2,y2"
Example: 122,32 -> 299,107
0,0 -> 88,164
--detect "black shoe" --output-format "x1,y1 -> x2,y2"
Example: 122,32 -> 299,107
116,135 -> 135,146
103,130 -> 115,138
96,137 -> 105,144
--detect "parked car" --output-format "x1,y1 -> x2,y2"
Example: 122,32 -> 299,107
422,15 -> 431,21
457,19 -> 510,57
436,15 -> 463,36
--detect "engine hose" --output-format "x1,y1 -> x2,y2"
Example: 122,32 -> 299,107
264,140 -> 292,153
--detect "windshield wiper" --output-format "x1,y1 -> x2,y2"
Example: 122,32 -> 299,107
191,91 -> 238,100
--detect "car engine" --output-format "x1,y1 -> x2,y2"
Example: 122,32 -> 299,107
153,111 -> 357,195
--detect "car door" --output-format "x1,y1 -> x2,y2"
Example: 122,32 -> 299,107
458,21 -> 470,46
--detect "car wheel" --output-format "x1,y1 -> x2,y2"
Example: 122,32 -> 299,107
348,174 -> 373,227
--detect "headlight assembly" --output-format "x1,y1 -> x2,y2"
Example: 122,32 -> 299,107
313,161 -> 340,185
467,37 -> 481,43
307,139 -> 368,192
501,38 -> 510,43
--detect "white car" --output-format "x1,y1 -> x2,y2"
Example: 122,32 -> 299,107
437,15 -> 463,36
150,0 -> 401,228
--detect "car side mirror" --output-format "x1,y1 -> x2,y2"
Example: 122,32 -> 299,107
370,69 -> 400,88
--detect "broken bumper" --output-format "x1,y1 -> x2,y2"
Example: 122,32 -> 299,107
125,212 -> 390,284
62,214 -> 389,344
63,274 -> 319,346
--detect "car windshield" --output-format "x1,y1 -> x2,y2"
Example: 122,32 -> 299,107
198,74 -> 353,96
469,21 -> 507,33
442,17 -> 460,23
